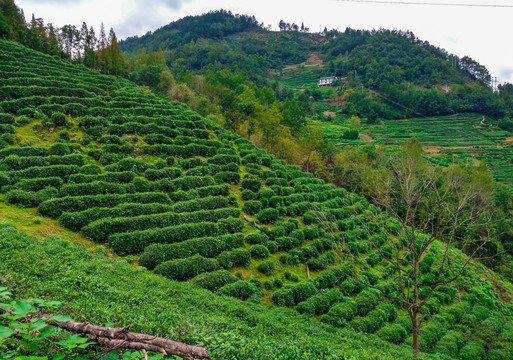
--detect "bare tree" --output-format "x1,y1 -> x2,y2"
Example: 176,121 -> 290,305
355,137 -> 496,356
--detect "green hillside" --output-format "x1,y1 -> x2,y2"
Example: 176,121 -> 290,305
120,11 -> 511,122
2,39 -> 513,360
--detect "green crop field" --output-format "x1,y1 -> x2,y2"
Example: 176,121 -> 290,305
280,66 -> 325,88
2,40 -> 513,359
319,114 -> 513,185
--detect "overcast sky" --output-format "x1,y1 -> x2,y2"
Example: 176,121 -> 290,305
15,0 -> 513,84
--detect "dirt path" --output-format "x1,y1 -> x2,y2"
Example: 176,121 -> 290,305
283,52 -> 324,70
360,134 -> 372,142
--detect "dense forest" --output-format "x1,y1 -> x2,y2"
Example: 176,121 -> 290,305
2,1 -> 513,359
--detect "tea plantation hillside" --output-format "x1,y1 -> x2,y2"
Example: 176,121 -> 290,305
2,40 -> 513,359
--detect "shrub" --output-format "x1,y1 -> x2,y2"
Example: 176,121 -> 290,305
307,258 -> 326,271
419,254 -> 434,273
257,260 -> 276,276
350,311 -> 385,334
154,255 -> 218,281
420,297 -> 441,315
264,241 -> 278,254
241,190 -> 256,201
242,200 -> 262,215
217,248 -> 251,269
218,218 -> 244,234
39,192 -> 170,219
110,221 -> 218,254
58,203 -> 173,231
79,164 -> 101,175
292,282 -> 317,304
7,165 -> 79,183
376,324 -> 408,345
13,177 -> 62,192
284,271 -> 299,282
271,288 -> 295,307
6,187 -> 58,207
312,238 -> 333,252
140,233 -> 243,269
0,113 -> 15,124
191,270 -> 236,292
84,208 -> 238,242
242,178 -> 261,193
59,181 -> 130,197
354,289 -> 381,316
64,103 -> 87,116
324,302 -> 356,324
275,236 -> 299,251
297,289 -> 344,316
366,252 -> 382,266
48,142 -> 71,156
301,246 -> 319,261
257,208 -> 279,224
435,330 -> 466,358
302,212 -> 316,226
250,245 -> 270,259
245,232 -> 268,245
51,112 -> 67,126
263,277 -> 283,290
217,280 -> 258,301
458,339 -> 485,360
241,153 -> 261,165
421,319 -> 448,348
313,271 -> 337,290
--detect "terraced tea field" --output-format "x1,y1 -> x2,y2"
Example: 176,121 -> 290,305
2,39 -> 513,359
326,114 -> 513,184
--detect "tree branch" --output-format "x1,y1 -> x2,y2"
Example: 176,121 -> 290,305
0,308 -> 210,359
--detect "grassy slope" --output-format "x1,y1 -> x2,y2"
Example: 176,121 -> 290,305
1,40 -> 513,359
0,222 -> 414,360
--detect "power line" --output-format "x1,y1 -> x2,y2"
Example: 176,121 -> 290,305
336,0 -> 513,8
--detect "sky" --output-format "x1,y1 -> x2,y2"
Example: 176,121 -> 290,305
15,0 -> 513,84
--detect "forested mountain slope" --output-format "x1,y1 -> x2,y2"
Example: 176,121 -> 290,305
120,10 -> 509,121
1,40 -> 513,359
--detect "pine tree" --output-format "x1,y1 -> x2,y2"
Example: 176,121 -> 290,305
46,23 -> 60,56
96,22 -> 107,71
83,26 -> 97,68
103,28 -> 124,75
0,0 -> 26,42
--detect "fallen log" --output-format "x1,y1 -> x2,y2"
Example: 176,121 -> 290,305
0,307 -> 210,359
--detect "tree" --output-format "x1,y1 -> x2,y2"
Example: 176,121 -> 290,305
280,98 -> 306,134
106,28 -> 125,75
83,25 -> 96,68
356,138 -> 495,356
0,0 -> 26,42
46,23 -> 60,56
348,115 -> 361,129
260,102 -> 285,152
59,24 -> 78,59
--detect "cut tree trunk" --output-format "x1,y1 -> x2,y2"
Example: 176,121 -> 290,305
0,308 -> 210,359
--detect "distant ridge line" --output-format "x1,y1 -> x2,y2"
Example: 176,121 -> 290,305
336,0 -> 513,8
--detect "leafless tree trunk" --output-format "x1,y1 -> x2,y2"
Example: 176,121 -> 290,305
0,307 -> 210,359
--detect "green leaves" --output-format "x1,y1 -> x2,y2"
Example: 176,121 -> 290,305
0,286 -> 11,301
0,325 -> 15,339
12,300 -> 36,319
48,315 -> 72,322
53,334 -> 90,349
